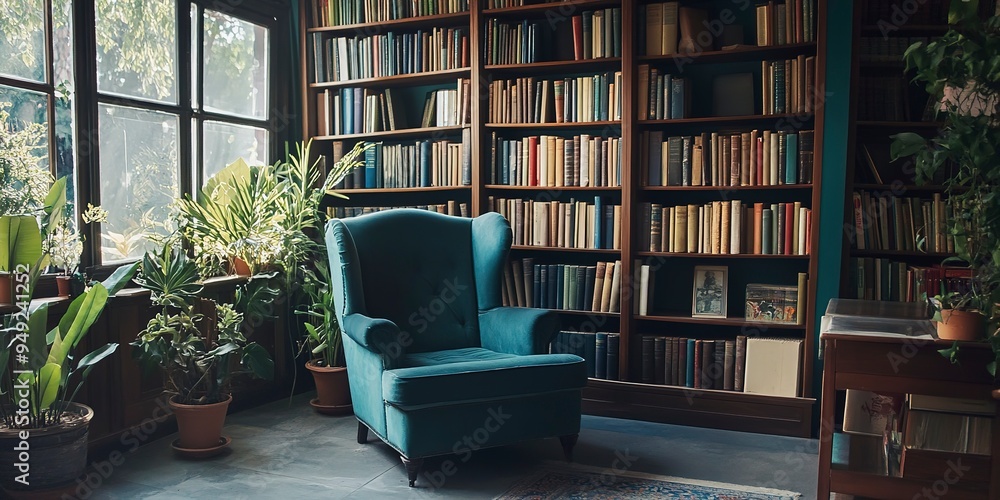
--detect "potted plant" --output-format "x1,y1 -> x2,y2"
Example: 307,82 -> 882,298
130,244 -> 273,457
0,260 -> 139,494
891,4 -> 1000,350
296,259 -> 350,415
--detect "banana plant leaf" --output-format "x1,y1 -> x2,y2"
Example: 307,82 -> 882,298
0,215 -> 43,272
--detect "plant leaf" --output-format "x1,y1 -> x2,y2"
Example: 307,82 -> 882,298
243,343 -> 274,380
38,362 -> 62,409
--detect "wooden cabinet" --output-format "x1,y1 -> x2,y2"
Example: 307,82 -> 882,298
818,333 -> 1000,499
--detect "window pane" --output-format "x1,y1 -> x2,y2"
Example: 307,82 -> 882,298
191,4 -> 199,109
0,85 -> 50,217
98,104 -> 179,263
203,11 -> 268,119
0,0 -> 47,83
96,0 -> 177,104
53,0 -> 76,222
202,121 -> 268,184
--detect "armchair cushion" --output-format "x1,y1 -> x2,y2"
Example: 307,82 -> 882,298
342,313 -> 401,355
383,347 -> 586,409
479,307 -> 559,355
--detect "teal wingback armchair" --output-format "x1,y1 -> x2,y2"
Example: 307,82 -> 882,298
325,209 -> 587,487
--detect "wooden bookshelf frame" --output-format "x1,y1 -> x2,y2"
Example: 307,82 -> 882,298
299,0 -> 827,438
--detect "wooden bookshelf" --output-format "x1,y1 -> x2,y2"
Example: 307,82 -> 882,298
300,0 -> 827,438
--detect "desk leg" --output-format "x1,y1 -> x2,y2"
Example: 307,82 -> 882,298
817,338 -> 836,499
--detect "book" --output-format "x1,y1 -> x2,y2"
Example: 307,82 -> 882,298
607,333 -> 620,380
743,338 -> 803,397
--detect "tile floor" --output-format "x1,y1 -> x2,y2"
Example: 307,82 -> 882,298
77,394 -> 818,499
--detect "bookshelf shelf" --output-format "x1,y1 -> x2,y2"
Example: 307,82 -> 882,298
482,0 -> 622,18
637,314 -> 806,330
852,183 -> 952,192
860,24 -> 947,36
315,125 -> 468,141
636,251 -> 810,260
856,120 -> 943,129
309,67 -> 471,90
306,12 -> 470,34
511,245 -> 621,254
484,184 -> 621,191
637,42 -> 816,65
639,113 -> 813,126
849,249 -> 955,259
486,121 -> 622,130
326,186 -> 471,195
642,184 -> 813,191
484,58 -> 622,74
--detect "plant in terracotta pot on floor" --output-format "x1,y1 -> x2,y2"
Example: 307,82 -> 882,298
891,3 -> 1000,349
296,258 -> 350,415
131,244 -> 273,457
0,261 -> 139,495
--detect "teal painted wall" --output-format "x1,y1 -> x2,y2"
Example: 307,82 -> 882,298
812,1 -> 853,413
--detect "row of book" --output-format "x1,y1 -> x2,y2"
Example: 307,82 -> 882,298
640,130 -> 815,188
318,80 -> 470,136
858,0 -> 949,26
845,259 -> 972,303
310,0 -> 468,27
354,135 -> 471,189
636,66 -> 689,120
325,202 -> 469,219
850,191 -> 955,254
858,36 -> 934,64
638,201 -> 813,256
311,28 -> 468,83
754,0 -> 817,46
762,56 -> 815,116
489,133 -> 622,187
483,9 -> 621,65
490,196 -> 621,250
502,258 -> 624,314
857,76 -> 917,122
550,331 -> 620,381
486,72 -> 624,124
637,336 -> 803,397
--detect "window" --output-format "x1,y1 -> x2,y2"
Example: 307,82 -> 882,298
92,0 -> 276,264
0,0 -> 76,221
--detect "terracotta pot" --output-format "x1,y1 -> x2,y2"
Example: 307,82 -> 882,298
306,361 -> 351,407
937,309 -> 986,341
0,273 -> 12,304
231,257 -> 251,276
169,395 -> 232,449
0,403 -> 93,493
55,276 -> 71,297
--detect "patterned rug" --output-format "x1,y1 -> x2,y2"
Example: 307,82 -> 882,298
495,462 -> 802,500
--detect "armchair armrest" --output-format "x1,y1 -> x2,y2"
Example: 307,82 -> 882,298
479,307 -> 559,355
342,313 -> 404,356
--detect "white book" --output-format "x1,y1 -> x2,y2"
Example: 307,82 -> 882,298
533,203 -> 548,246
731,200 -> 742,254
580,134 -> 591,187
770,132 -> 780,186
743,338 -> 803,397
638,264 -> 652,316
609,259 -> 623,313
662,2 -> 680,55
798,207 -> 808,255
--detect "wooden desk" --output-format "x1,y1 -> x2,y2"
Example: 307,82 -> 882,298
818,333 -> 1000,499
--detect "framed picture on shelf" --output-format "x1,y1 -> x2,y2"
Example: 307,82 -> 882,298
692,266 -> 728,318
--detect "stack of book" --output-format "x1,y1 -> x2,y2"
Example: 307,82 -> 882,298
490,196 -> 620,249
637,201 -> 812,255
850,191 -> 955,253
487,72 -> 623,123
754,0 -> 817,46
845,259 -> 972,303
357,136 -> 471,189
327,202 -> 469,219
483,10 -> 621,65
638,336 -> 752,392
762,56 -> 816,115
318,79 -> 470,135
489,133 -> 622,187
311,27 -> 469,83
550,331 -> 620,380
502,258 -> 623,314
310,0 -> 469,27
639,129 -> 815,187
636,65 -> 689,120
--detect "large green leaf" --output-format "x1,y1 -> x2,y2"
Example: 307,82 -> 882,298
0,215 -> 43,272
76,343 -> 118,372
41,177 -> 67,237
24,302 -> 50,371
242,342 -> 274,381
38,362 -> 61,409
49,283 -> 109,365
102,261 -> 141,296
